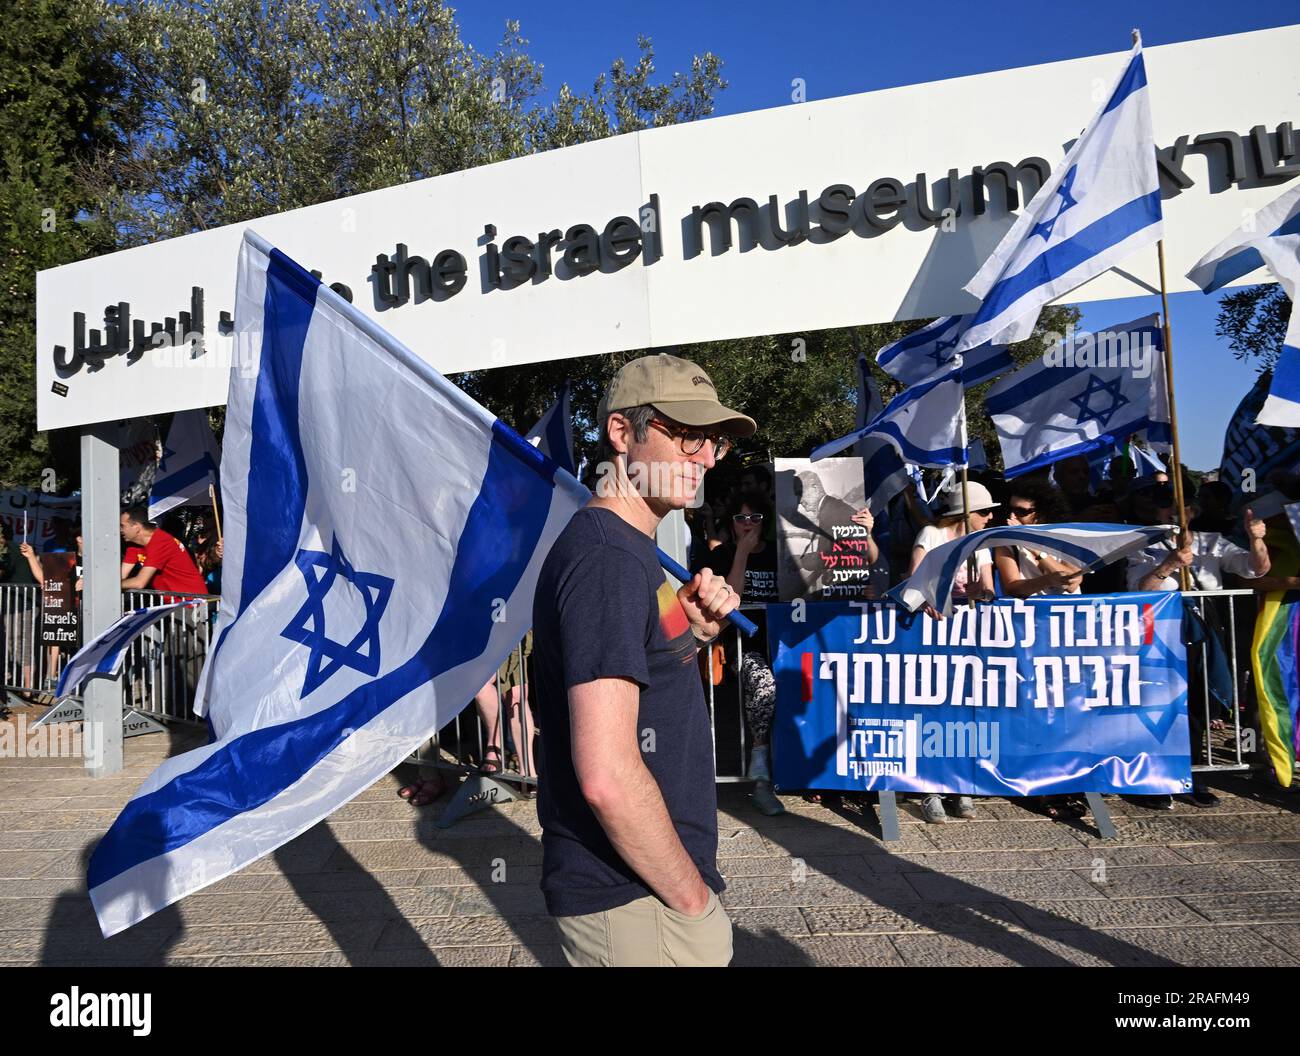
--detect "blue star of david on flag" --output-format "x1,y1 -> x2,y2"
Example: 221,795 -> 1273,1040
280,535 -> 395,697
927,333 -> 961,369
1031,165 -> 1079,242
1070,373 -> 1131,428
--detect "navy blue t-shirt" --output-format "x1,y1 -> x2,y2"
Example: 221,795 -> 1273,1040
533,507 -> 724,917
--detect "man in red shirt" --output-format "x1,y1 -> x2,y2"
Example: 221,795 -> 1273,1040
119,507 -> 208,596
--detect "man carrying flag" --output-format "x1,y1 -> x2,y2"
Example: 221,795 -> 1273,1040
534,353 -> 750,967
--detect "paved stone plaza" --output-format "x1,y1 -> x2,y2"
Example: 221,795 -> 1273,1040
4,704 -> 1300,967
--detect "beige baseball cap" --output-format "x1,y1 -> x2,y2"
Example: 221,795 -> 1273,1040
598,353 -> 757,437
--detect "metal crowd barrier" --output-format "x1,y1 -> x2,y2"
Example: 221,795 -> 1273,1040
121,589 -> 221,724
1,583 -> 66,696
0,581 -> 1270,783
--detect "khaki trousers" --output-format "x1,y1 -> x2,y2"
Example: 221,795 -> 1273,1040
555,889 -> 733,967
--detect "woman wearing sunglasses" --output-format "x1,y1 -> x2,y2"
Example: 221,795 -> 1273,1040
699,488 -> 785,815
993,480 -> 1084,598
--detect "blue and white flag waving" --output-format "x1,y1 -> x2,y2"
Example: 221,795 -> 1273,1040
813,365 -> 966,468
1187,182 -> 1300,295
88,232 -> 589,937
1187,183 -> 1300,425
525,382 -> 576,476
877,315 -> 1014,387
958,36 -> 1163,353
985,314 -> 1170,478
148,409 -> 221,521
890,522 -> 1175,616
55,601 -> 202,701
854,354 -> 912,514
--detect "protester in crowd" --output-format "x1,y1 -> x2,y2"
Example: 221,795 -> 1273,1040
910,482 -> 997,605
699,489 -> 784,815
531,353 -> 746,967
1052,454 -> 1096,516
1190,480 -> 1234,535
119,506 -> 208,596
993,480 -> 1084,598
1127,497 -> 1269,592
910,481 -> 997,824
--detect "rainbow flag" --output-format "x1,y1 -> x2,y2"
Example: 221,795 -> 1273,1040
1252,591 -> 1300,787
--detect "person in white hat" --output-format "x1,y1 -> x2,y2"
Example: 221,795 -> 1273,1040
531,353 -> 755,967
908,479 -> 999,824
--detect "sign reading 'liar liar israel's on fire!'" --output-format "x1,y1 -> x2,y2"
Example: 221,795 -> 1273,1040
769,592 -> 1191,797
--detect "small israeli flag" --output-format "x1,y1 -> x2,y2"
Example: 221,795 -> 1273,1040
148,409 -> 221,521
525,383 -> 576,476
985,315 -> 1170,478
959,35 -> 1163,353
813,365 -> 966,468
88,231 -> 589,937
54,601 -> 203,700
1188,184 -> 1300,427
1186,183 -> 1300,295
891,522 -> 1175,615
854,354 -> 913,514
877,315 -> 1014,387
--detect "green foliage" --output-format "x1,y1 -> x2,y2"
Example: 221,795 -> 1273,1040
0,0 -> 123,486
1216,282 -> 1291,370
460,304 -> 1082,476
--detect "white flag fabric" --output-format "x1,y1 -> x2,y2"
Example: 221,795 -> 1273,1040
854,354 -> 913,514
876,315 -> 1015,387
812,365 -> 966,468
985,314 -> 1170,478
1186,182 -> 1300,425
148,409 -> 221,521
525,382 -> 576,476
54,601 -> 203,700
1186,182 -> 1300,295
88,231 -> 589,937
958,37 -> 1163,353
890,522 -> 1175,615
1243,235 -> 1300,427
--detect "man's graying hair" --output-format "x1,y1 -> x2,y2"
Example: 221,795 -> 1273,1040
590,404 -> 657,486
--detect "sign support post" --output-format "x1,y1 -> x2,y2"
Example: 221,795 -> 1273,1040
80,423 -> 123,776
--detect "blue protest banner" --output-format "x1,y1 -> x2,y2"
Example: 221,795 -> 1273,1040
769,593 -> 1190,796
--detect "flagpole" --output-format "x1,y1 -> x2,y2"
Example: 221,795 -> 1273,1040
208,484 -> 223,546
1156,238 -> 1191,592
959,396 -> 976,609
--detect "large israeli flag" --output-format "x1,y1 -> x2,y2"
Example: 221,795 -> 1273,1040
88,231 -> 589,937
958,37 -> 1163,353
853,354 -> 912,514
148,409 -> 221,521
1186,183 -> 1300,295
877,315 -> 1014,387
986,314 -> 1171,478
891,522 -> 1174,615
812,365 -> 965,467
524,383 -> 576,476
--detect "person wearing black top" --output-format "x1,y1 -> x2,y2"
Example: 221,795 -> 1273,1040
699,490 -> 785,816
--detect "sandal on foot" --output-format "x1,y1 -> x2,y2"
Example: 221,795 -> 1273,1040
410,776 -> 444,806
480,746 -> 503,775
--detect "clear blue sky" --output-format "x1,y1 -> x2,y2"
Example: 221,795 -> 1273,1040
454,1 -> 1296,470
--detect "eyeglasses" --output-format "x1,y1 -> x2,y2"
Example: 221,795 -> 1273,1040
733,513 -> 764,524
646,418 -> 732,459
1009,505 -> 1036,517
